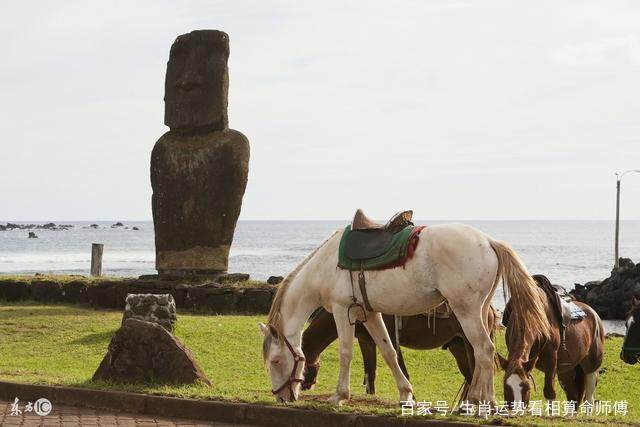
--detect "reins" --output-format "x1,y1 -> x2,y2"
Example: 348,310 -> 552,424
271,332 -> 306,398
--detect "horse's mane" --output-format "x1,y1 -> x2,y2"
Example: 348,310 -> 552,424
266,229 -> 340,333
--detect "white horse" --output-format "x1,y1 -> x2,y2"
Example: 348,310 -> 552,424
259,222 -> 550,405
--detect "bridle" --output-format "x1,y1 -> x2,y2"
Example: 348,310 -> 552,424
271,332 -> 306,399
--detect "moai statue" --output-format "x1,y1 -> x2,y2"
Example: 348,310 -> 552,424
151,30 -> 249,277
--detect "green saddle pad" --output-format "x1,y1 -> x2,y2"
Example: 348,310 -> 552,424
337,225 -> 418,271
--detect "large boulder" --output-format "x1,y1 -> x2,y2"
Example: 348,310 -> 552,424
571,258 -> 640,319
92,318 -> 210,385
123,293 -> 177,332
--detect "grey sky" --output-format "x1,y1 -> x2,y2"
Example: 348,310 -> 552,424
1,0 -> 639,221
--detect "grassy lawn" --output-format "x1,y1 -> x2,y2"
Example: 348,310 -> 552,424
0,302 -> 637,426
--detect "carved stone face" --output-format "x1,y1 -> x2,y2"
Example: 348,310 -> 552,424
164,30 -> 229,130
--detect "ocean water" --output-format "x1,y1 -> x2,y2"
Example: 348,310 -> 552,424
1,220 -> 638,332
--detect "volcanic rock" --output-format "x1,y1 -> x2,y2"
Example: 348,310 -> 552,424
267,276 -> 284,285
92,318 -> 210,385
122,293 -> 177,331
570,258 -> 640,319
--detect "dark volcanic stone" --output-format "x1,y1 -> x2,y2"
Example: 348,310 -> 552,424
570,257 -> 640,319
87,281 -> 132,309
61,280 -> 88,303
187,287 -> 239,313
236,288 -> 275,313
92,318 -> 211,385
28,232 -> 38,238
123,293 -> 177,332
164,30 -> 229,131
0,280 -> 30,301
267,276 -> 284,285
151,29 -> 249,277
31,280 -> 63,302
217,273 -> 250,284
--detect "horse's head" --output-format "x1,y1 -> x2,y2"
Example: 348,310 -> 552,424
301,362 -> 320,391
621,296 -> 640,364
498,353 -> 536,407
259,323 -> 305,402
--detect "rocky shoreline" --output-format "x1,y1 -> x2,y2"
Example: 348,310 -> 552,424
0,222 -> 73,231
0,222 -> 142,232
570,258 -> 640,319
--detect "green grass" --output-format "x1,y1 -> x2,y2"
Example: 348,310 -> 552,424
0,274 -> 129,284
0,302 -> 637,426
0,274 -> 269,288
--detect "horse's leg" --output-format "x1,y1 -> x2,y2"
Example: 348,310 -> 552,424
574,366 -> 586,404
357,337 -> 377,394
583,370 -> 598,404
557,369 -> 579,403
447,302 -> 496,404
447,337 -> 473,402
385,316 -> 410,381
328,307 -> 355,406
362,312 -> 414,402
542,351 -> 558,403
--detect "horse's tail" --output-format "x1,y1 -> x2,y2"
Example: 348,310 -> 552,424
490,239 -> 550,345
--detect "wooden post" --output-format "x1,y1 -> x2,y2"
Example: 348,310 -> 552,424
91,243 -> 104,276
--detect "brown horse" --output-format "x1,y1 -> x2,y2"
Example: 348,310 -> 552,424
622,296 -> 640,364
301,306 -> 497,398
499,275 -> 604,406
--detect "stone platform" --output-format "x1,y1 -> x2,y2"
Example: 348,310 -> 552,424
0,275 -> 276,314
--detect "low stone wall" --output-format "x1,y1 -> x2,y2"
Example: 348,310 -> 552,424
0,276 -> 277,314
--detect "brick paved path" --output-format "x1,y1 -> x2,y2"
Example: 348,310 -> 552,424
0,399 -> 252,426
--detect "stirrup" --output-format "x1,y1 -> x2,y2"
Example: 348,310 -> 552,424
348,301 -> 367,325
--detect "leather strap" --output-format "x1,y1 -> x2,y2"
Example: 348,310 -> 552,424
271,331 -> 306,397
358,263 -> 374,312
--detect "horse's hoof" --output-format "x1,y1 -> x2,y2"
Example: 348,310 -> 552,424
400,391 -> 415,406
328,394 -> 347,406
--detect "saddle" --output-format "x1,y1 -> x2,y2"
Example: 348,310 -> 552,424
344,209 -> 414,260
503,274 -> 585,349
338,210 -> 425,321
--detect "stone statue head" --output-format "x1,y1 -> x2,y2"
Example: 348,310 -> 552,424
164,30 -> 229,131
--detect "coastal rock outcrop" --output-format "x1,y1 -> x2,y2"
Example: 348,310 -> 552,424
93,318 -> 210,385
151,30 -> 249,278
570,258 -> 640,319
267,276 -> 284,285
1,222 -> 74,231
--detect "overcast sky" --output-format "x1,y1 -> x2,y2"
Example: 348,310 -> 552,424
1,1 -> 639,221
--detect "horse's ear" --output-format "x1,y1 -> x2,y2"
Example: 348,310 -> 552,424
497,353 -> 508,370
633,295 -> 640,306
258,323 -> 269,337
523,358 -> 537,372
268,324 -> 280,339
